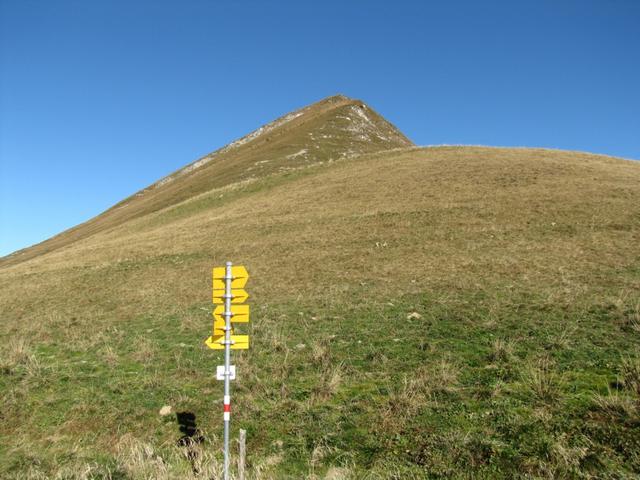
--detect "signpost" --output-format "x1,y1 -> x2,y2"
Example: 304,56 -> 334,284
206,262 -> 250,480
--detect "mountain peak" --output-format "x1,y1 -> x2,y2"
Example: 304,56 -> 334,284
211,95 -> 409,162
316,93 -> 351,102
1,96 -> 413,266
146,95 -> 413,192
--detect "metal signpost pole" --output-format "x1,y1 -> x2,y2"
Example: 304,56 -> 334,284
208,263 -> 248,478
223,261 -> 232,480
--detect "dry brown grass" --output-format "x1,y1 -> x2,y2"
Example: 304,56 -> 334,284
381,357 -> 460,430
521,356 -> 565,404
2,146 -> 639,328
0,337 -> 41,378
312,362 -> 345,402
593,390 -> 638,418
488,338 -> 515,363
311,339 -> 332,370
131,336 -> 157,365
621,356 -> 640,396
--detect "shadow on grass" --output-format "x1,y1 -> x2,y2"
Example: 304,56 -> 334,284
176,411 -> 204,474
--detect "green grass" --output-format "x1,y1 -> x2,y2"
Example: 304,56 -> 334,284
2,287 -> 639,478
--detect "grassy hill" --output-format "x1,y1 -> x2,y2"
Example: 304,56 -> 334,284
1,96 -> 639,479
1,95 -> 411,269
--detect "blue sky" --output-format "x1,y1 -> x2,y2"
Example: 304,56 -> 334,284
1,0 -> 639,257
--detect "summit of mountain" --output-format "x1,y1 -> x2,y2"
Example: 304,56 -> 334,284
1,95 -> 413,267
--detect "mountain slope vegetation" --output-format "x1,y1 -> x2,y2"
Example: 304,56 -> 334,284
1,96 -> 639,479
1,95 -> 411,269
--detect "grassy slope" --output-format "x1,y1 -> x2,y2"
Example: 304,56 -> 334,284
1,139 -> 640,478
0,95 -> 411,269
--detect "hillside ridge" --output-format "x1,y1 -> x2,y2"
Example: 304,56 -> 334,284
144,94 -> 408,191
1,95 -> 412,267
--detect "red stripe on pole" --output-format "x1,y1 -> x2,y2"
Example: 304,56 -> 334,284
224,404 -> 231,413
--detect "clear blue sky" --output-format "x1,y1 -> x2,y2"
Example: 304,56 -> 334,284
1,0 -> 639,257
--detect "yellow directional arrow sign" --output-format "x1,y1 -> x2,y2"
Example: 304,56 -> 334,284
205,334 -> 250,350
213,305 -> 250,323
208,264 -> 250,351
212,266 -> 249,290
213,317 -> 227,337
212,288 -> 249,304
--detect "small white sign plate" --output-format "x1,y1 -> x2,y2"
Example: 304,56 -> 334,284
216,365 -> 236,380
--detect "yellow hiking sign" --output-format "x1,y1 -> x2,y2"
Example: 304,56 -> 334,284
206,262 -> 250,479
207,264 -> 250,350
205,334 -> 250,350
213,304 -> 250,323
212,266 -> 249,289
212,288 -> 249,304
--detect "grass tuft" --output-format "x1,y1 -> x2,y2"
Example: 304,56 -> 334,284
487,338 -> 514,363
620,356 -> 640,396
593,390 -> 638,419
521,356 -> 564,404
